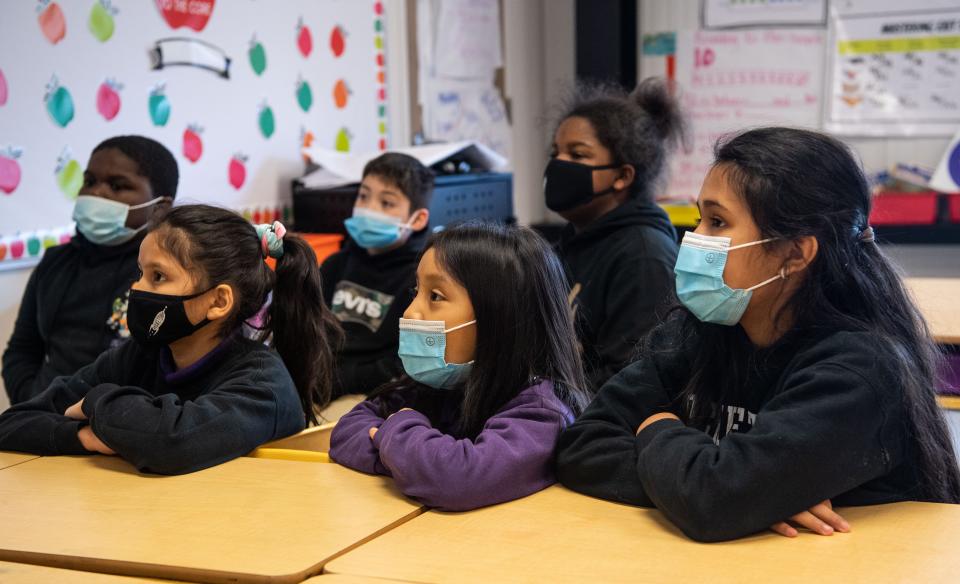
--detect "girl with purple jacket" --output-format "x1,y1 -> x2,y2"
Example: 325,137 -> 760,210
330,222 -> 591,511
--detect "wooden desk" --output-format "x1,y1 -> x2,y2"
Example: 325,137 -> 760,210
325,485 -> 960,583
905,277 -> 960,344
0,560 -> 168,583
0,452 -> 38,471
0,456 -> 423,584
304,576 -> 417,583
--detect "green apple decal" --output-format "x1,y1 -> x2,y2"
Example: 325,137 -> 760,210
296,76 -> 313,112
149,83 -> 171,126
249,35 -> 267,76
55,148 -> 82,199
88,0 -> 117,42
45,75 -> 74,128
335,127 -> 352,152
258,102 -> 275,139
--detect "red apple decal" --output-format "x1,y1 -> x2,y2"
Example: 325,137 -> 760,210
10,239 -> 25,260
297,17 -> 313,57
330,25 -> 346,57
183,124 -> 203,163
38,1 -> 67,45
228,153 -> 247,190
96,79 -> 122,121
0,147 -> 23,195
155,0 -> 215,32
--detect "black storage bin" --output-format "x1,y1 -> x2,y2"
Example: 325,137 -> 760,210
292,172 -> 514,234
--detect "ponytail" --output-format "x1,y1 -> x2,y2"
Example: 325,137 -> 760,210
154,205 -> 343,426
265,236 -> 344,425
631,77 -> 689,151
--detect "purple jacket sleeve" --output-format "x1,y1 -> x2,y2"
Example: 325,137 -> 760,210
329,398 -> 392,476
371,392 -> 570,511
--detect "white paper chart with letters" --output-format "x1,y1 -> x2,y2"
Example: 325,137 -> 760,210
825,1 -> 960,136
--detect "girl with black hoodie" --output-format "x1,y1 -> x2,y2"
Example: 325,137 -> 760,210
0,205 -> 342,475
556,128 -> 960,542
545,78 -> 687,391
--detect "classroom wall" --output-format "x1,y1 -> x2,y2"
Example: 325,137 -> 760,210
638,0 -> 953,178
0,0 -> 390,404
504,0 -> 575,226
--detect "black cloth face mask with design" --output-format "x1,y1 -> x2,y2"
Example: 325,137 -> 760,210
127,288 -> 213,346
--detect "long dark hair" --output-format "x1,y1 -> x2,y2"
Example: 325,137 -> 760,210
551,77 -> 688,201
378,222 -> 591,439
153,204 -> 343,424
675,127 -> 960,503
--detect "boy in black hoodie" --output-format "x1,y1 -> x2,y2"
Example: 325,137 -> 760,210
320,153 -> 434,397
545,78 -> 686,391
2,136 -> 176,404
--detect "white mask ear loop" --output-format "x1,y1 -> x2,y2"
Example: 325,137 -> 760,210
129,196 -> 167,211
727,237 -> 777,251
746,266 -> 788,292
444,319 -> 476,333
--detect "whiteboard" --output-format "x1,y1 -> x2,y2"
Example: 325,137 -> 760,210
0,0 -> 388,266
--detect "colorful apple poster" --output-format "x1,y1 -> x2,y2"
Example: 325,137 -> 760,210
0,0 -> 387,271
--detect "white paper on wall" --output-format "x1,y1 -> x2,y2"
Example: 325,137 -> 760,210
664,28 -> 824,201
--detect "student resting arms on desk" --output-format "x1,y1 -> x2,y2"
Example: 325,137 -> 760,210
555,127 -> 960,542
0,205 -> 343,474
330,222 -> 592,511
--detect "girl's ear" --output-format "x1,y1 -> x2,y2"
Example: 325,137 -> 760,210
206,283 -> 235,321
782,236 -> 819,277
613,164 -> 636,192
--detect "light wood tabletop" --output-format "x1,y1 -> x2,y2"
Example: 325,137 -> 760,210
0,560 -> 167,583
0,456 -> 423,584
905,277 -> 960,345
325,485 -> 960,584
304,575 -> 418,583
0,452 -> 38,471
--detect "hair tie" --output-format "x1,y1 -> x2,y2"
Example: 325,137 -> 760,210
254,221 -> 287,259
859,225 -> 875,244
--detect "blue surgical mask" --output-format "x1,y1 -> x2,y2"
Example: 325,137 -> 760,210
398,318 -> 476,389
73,195 -> 163,246
344,207 -> 415,250
674,231 -> 784,325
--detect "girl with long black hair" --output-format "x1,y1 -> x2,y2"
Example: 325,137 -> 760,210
330,222 -> 591,511
556,127 -> 960,542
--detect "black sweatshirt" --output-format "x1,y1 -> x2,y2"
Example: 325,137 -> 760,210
3,233 -> 142,404
556,318 -> 926,542
320,230 -> 426,397
0,334 -> 305,475
556,200 -> 678,392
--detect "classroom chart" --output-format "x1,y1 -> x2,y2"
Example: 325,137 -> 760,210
0,455 -> 423,583
325,485 -> 960,583
825,1 -> 960,136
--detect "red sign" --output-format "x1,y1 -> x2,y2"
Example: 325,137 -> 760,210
156,0 -> 215,32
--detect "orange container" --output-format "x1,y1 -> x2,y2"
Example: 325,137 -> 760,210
265,233 -> 344,269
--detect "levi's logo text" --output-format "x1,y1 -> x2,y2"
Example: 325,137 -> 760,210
331,281 -> 394,332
